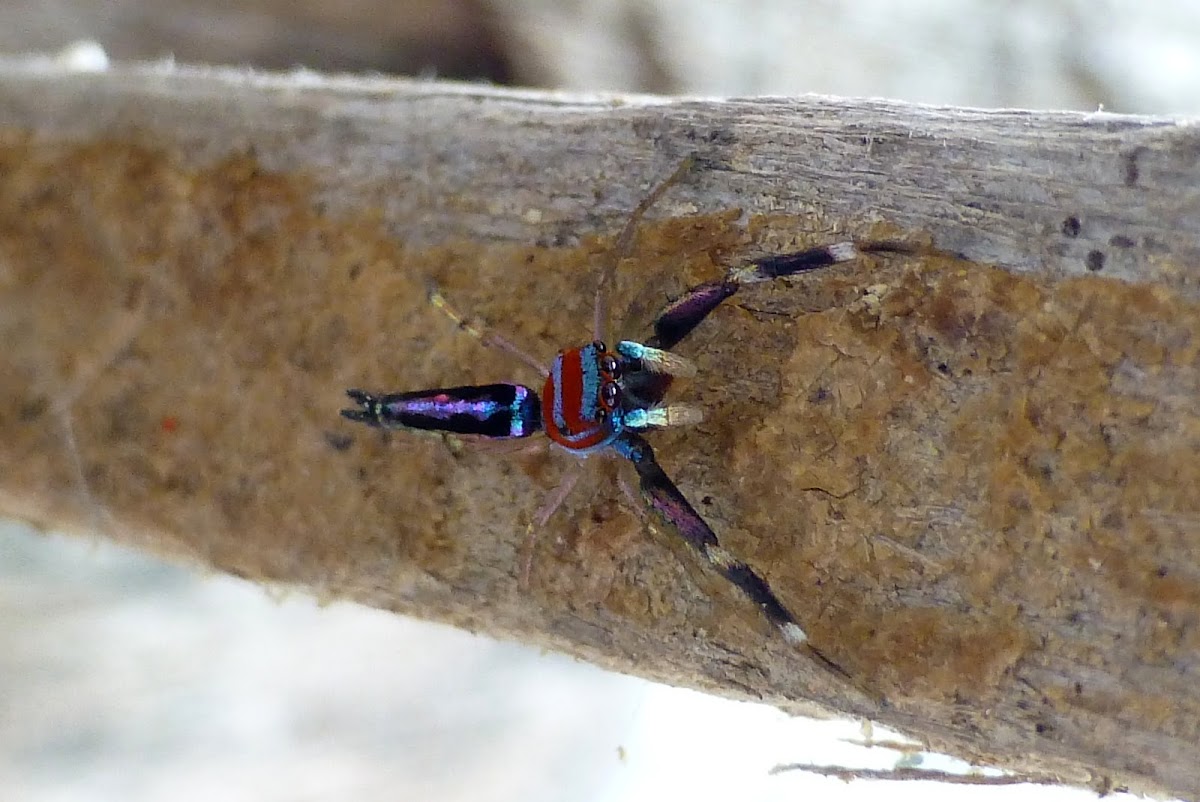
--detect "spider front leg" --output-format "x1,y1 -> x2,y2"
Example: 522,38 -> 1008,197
594,156 -> 698,345
611,432 -> 848,677
646,240 -> 919,351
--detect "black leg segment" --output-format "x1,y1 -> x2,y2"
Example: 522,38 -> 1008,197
646,241 -> 873,352
647,280 -> 738,351
613,433 -> 808,643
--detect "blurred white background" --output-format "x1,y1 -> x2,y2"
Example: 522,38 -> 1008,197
0,524 -> 1130,802
2,2 -> 1194,800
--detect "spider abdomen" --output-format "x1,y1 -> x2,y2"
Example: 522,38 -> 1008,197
342,384 -> 541,438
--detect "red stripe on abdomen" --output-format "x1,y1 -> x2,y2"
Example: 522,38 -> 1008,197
543,347 -> 609,451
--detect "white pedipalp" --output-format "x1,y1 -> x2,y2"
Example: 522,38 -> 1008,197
624,403 -> 704,430
616,340 -> 698,377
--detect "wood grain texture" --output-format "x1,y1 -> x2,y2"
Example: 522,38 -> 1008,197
0,59 -> 1197,798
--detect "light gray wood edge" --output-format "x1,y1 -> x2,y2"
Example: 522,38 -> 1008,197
0,58 -> 1197,298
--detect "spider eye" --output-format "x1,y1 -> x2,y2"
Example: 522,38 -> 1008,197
600,381 -> 621,409
600,353 -> 621,379
592,340 -> 607,354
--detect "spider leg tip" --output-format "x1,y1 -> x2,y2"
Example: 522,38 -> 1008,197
780,622 -> 809,645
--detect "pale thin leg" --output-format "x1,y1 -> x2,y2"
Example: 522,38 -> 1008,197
464,437 -> 548,457
427,281 -> 548,378
593,156 -> 697,343
47,304 -> 146,538
54,406 -> 117,536
617,471 -> 646,521
518,460 -> 586,589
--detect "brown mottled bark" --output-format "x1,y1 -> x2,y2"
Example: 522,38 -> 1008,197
0,59 -> 1196,799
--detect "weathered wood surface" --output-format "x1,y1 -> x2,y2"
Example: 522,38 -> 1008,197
0,59 -> 1197,798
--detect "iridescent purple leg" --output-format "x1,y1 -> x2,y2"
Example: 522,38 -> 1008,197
646,241 -> 916,351
612,432 -> 848,676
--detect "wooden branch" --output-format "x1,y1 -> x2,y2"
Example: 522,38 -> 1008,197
1,58 -> 1197,799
